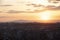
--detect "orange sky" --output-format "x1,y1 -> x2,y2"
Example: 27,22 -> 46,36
0,10 -> 60,23
0,0 -> 60,23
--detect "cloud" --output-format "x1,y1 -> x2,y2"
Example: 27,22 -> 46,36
47,6 -> 60,10
0,11 -> 3,13
6,10 -> 43,13
0,16 -> 9,18
6,9 -> 47,13
0,5 -> 12,6
56,0 -> 60,1
6,10 -> 25,13
26,3 -> 44,7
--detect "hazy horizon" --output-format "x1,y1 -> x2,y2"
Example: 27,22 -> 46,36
0,0 -> 60,23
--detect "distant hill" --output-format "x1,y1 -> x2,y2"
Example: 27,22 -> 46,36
11,20 -> 36,23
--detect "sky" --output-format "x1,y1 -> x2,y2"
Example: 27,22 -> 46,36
0,0 -> 60,23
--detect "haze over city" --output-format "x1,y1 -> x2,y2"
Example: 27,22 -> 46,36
0,0 -> 60,40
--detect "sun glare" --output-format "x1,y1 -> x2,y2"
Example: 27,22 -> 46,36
40,11 -> 51,20
38,11 -> 52,23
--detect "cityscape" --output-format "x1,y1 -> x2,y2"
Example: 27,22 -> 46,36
0,0 -> 60,40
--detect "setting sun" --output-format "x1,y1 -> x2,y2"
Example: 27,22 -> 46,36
0,0 -> 60,23
38,11 -> 51,20
37,11 -> 53,23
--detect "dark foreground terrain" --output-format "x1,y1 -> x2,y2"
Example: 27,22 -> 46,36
0,22 -> 60,40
